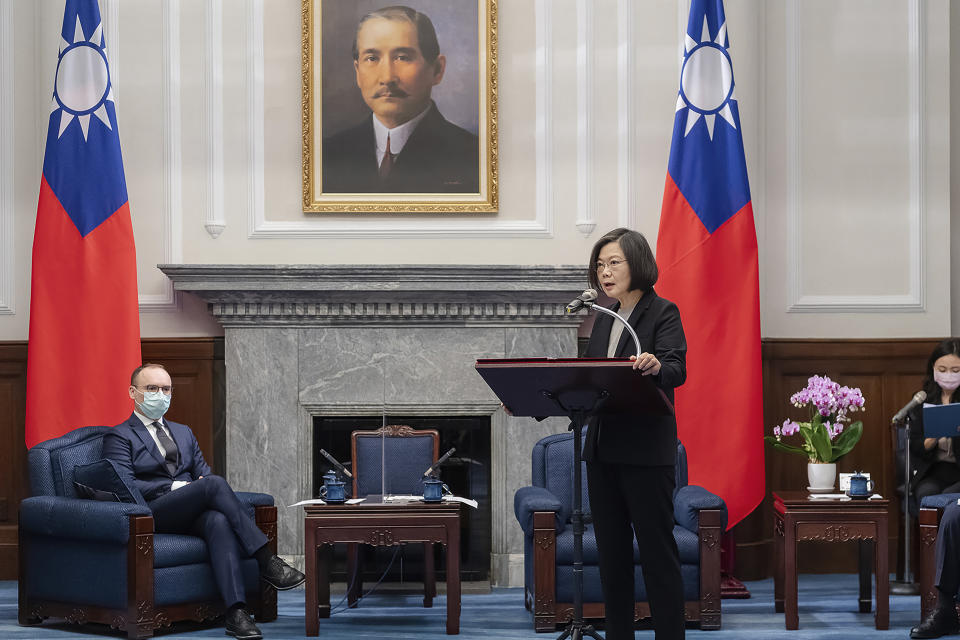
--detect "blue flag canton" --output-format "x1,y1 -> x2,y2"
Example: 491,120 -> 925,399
43,0 -> 127,238
667,0 -> 750,234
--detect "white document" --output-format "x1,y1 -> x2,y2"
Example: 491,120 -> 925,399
288,498 -> 326,507
345,498 -> 366,505
443,496 -> 479,509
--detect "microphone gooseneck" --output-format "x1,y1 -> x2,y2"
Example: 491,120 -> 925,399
319,448 -> 353,478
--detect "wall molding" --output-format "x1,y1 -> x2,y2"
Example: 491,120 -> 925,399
615,0 -> 635,230
786,0 -> 925,313
0,1 -> 14,315
247,0 -> 264,246
103,0 -> 119,109
575,0 -> 595,237
247,2 -> 552,239
203,0 -> 225,239
139,0 -> 182,313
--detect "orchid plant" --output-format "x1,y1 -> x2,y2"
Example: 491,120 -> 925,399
764,375 -> 866,463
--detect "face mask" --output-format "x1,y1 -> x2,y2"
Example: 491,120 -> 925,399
935,370 -> 960,392
137,391 -> 171,420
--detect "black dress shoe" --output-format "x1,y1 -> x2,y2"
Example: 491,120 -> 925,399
225,608 -> 262,640
911,606 -> 960,639
261,555 -> 306,590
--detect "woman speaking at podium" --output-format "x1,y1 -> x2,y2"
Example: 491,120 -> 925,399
582,228 -> 687,640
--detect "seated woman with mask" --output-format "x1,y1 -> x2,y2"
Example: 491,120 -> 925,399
909,338 -> 960,504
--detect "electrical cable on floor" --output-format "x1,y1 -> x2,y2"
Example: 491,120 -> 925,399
329,546 -> 403,615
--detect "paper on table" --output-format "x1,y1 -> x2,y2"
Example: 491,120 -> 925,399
808,493 -> 883,500
443,496 -> 479,509
288,498 -> 326,507
346,498 -> 366,504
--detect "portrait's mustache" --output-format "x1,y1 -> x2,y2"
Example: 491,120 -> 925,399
374,86 -> 408,98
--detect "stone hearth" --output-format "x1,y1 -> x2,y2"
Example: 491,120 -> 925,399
159,265 -> 585,586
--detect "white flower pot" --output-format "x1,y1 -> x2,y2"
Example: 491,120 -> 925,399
807,462 -> 837,491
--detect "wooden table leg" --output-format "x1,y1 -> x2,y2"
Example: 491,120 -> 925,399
318,544 -> 331,619
784,514 -> 799,630
858,539 -> 873,613
445,517 -> 461,635
876,517 -> 890,630
347,542 -> 361,608
424,541 -> 435,608
305,523 -> 318,637
774,514 -> 784,614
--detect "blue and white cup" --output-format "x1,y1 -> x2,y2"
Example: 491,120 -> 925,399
319,479 -> 346,503
423,478 -> 449,502
848,472 -> 874,497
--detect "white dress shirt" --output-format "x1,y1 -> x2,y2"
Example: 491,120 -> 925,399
372,103 -> 432,165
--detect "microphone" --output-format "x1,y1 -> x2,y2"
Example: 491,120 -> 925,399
423,447 -> 457,478
318,448 -> 353,479
892,390 -> 927,424
565,289 -> 598,314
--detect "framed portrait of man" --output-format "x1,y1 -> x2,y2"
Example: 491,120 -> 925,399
302,0 -> 498,212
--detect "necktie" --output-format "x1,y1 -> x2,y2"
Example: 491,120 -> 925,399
153,421 -> 179,476
379,134 -> 393,179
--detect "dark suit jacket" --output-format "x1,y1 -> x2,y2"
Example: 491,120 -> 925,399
582,289 -> 687,467
322,102 -> 479,193
102,413 -> 213,503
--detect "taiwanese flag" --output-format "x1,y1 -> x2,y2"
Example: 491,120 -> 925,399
656,0 -> 763,527
25,0 -> 140,448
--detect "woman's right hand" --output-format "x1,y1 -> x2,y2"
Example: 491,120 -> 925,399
924,437 -> 938,450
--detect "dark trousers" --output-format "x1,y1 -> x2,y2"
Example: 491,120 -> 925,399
936,501 -> 960,596
586,462 -> 684,640
149,475 -> 268,607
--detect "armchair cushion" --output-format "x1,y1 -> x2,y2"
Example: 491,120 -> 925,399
920,493 -> 960,510
20,495 -> 151,544
674,484 -> 728,533
514,486 -> 569,535
73,458 -> 146,505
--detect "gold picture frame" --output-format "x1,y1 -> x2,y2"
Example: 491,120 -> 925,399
301,0 -> 498,213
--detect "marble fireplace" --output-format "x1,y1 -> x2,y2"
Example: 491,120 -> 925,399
160,265 -> 585,586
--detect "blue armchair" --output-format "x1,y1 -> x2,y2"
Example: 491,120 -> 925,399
514,431 -> 727,631
18,426 -> 278,639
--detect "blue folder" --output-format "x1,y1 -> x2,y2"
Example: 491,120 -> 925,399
922,403 -> 960,439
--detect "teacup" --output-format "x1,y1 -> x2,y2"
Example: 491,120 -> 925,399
319,479 -> 346,503
423,478 -> 449,502
847,472 -> 874,497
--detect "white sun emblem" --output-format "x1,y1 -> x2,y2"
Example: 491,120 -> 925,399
676,16 -> 737,141
51,16 -> 114,141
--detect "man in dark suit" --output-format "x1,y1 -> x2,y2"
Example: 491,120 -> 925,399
102,363 -> 304,640
321,5 -> 479,193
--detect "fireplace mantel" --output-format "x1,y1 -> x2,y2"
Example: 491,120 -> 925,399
158,264 -> 584,586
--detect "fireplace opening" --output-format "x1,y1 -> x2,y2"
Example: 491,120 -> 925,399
312,415 -> 491,583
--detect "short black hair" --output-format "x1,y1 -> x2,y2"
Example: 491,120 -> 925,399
352,6 -> 440,63
922,338 -> 960,403
588,228 -> 658,293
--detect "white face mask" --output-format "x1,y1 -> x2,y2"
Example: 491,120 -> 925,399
136,390 -> 171,420
935,370 -> 960,393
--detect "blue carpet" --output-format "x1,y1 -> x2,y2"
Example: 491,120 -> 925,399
0,575 -> 924,639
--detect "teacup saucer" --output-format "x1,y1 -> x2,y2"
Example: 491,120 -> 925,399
807,486 -> 835,494
845,492 -> 870,500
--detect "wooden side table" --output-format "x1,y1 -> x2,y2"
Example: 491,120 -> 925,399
773,490 -> 889,630
303,497 -> 461,635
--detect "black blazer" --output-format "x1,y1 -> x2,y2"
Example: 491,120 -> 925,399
322,102 -> 479,194
581,289 -> 687,467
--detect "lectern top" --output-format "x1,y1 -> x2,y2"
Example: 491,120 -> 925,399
475,358 -> 673,418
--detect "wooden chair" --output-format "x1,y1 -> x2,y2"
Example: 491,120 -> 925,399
347,425 -> 440,607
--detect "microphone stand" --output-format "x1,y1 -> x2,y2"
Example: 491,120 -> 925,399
585,303 -> 642,356
891,412 -> 919,594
